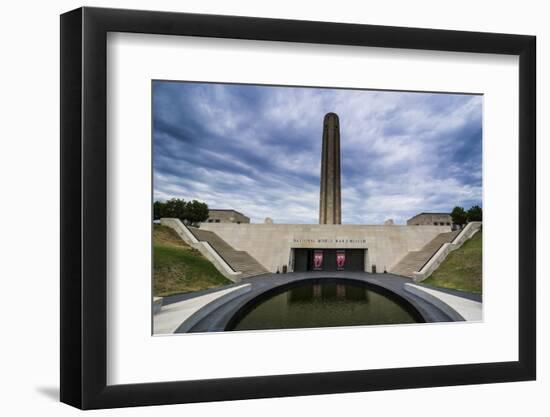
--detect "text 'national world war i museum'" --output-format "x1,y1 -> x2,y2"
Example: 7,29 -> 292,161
161,112 -> 480,281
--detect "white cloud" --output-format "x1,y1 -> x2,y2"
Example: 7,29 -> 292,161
153,82 -> 482,224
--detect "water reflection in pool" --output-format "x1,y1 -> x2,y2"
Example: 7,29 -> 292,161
228,279 -> 423,331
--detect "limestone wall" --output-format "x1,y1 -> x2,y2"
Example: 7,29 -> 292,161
199,223 -> 450,273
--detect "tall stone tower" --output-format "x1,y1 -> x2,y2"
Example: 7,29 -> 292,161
319,112 -> 342,224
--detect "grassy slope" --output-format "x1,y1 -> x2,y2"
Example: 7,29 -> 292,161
153,224 -> 231,297
422,231 -> 482,294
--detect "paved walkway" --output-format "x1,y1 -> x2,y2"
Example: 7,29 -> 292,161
159,272 -> 482,334
154,284 -> 250,334
405,283 -> 482,321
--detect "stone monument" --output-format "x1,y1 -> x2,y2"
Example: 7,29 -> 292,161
319,112 -> 342,224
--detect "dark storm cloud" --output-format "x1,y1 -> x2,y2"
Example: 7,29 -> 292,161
153,81 -> 482,224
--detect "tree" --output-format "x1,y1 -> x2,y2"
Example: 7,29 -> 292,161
153,201 -> 164,220
163,198 -> 187,220
184,200 -> 209,225
451,206 -> 467,227
467,205 -> 482,222
153,198 -> 209,225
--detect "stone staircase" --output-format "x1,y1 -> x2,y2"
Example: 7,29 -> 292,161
188,227 -> 269,279
391,231 -> 460,278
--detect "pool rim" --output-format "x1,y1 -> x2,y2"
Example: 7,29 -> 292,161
224,276 -> 426,331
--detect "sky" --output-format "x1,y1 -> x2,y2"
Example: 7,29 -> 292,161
153,81 -> 482,224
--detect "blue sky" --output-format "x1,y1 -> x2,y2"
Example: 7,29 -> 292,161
153,81 -> 482,224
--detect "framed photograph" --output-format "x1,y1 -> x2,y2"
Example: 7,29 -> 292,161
60,6 -> 536,409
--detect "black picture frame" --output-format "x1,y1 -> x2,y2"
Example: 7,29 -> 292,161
60,6 -> 536,410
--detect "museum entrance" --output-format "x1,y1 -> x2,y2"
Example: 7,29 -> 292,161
292,249 -> 366,272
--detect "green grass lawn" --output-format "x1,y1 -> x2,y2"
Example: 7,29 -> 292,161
422,231 -> 482,294
153,224 -> 232,297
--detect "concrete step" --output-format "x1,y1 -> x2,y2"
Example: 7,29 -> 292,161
188,226 -> 268,277
391,231 -> 459,278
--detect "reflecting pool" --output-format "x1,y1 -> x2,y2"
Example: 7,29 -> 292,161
228,279 -> 423,331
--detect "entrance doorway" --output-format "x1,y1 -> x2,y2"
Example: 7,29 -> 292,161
293,248 -> 366,272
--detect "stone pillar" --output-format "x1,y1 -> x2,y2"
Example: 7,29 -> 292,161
319,112 -> 342,224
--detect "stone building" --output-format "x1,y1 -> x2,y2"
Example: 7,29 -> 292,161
406,212 -> 452,226
199,222 -> 449,274
206,209 -> 250,224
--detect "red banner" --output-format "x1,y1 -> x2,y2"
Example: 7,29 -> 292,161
313,250 -> 323,270
336,250 -> 346,270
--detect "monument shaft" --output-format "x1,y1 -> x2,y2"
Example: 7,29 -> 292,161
319,112 -> 342,224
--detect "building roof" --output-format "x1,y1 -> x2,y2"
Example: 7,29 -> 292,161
407,212 -> 451,221
208,209 -> 248,217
